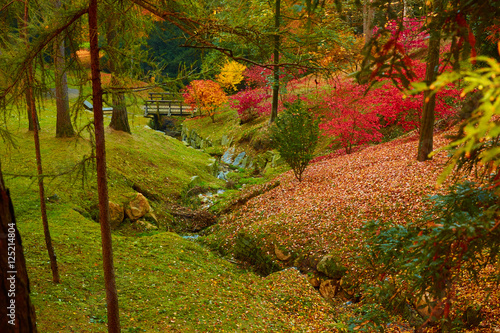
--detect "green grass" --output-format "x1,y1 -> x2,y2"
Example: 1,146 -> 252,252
20,204 -> 307,332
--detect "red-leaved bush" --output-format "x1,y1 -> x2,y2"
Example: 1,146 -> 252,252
385,17 -> 428,53
319,83 -> 383,154
230,89 -> 271,123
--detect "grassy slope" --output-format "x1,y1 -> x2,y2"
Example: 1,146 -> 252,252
2,98 -> 339,332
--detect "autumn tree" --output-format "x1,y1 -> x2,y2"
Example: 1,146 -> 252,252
216,59 -> 246,91
183,80 -> 228,122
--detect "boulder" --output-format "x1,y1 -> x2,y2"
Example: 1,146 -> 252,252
221,147 -> 235,164
125,193 -> 152,220
109,201 -> 124,229
232,152 -> 246,167
319,279 -> 338,301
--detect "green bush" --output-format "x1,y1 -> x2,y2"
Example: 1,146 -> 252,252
270,99 -> 320,182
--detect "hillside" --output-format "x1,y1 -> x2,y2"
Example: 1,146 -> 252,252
202,127 -> 500,331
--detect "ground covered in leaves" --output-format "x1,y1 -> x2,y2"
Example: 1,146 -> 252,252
203,129 -> 500,332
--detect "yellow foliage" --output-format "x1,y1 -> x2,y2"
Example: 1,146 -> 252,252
216,60 -> 247,91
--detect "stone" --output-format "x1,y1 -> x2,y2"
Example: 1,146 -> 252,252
136,220 -> 158,231
221,134 -> 233,146
217,171 -> 228,180
125,193 -> 151,220
270,151 -> 281,168
240,156 -> 248,169
221,147 -> 235,164
413,293 -> 442,322
274,244 -> 291,261
309,277 -> 321,288
317,254 -> 348,279
207,158 -> 218,175
232,152 -> 246,167
109,201 -> 124,229
319,279 -> 338,301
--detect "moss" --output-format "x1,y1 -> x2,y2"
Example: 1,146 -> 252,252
233,230 -> 283,276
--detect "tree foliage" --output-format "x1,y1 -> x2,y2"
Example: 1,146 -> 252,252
182,80 -> 228,122
216,59 -> 246,92
229,89 -> 271,124
270,98 -> 320,182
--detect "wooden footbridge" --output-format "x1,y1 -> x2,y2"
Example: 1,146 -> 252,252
143,92 -> 196,119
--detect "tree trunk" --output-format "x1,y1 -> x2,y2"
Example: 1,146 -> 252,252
109,78 -> 131,134
25,86 -> 39,132
28,70 -> 60,284
106,17 -> 131,134
417,3 -> 442,162
363,0 -> 375,46
0,163 -> 38,332
54,0 -> 74,138
270,0 -> 280,124
88,1 -> 121,332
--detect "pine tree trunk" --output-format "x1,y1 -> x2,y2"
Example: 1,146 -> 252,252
28,70 -> 60,284
89,1 -> 121,331
0,164 -> 38,332
417,2 -> 442,162
270,0 -> 280,124
54,0 -> 74,138
25,86 -> 39,132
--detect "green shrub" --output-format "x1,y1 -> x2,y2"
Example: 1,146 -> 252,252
270,99 -> 320,182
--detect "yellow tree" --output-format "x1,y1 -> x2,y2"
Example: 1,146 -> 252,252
216,60 -> 246,91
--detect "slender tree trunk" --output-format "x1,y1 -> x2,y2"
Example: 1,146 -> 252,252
28,70 -> 60,284
54,0 -> 74,138
270,0 -> 280,124
417,2 -> 442,162
88,1 -> 121,331
0,163 -> 38,332
24,1 -> 59,282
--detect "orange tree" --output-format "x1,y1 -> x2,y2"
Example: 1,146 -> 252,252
182,80 -> 228,122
